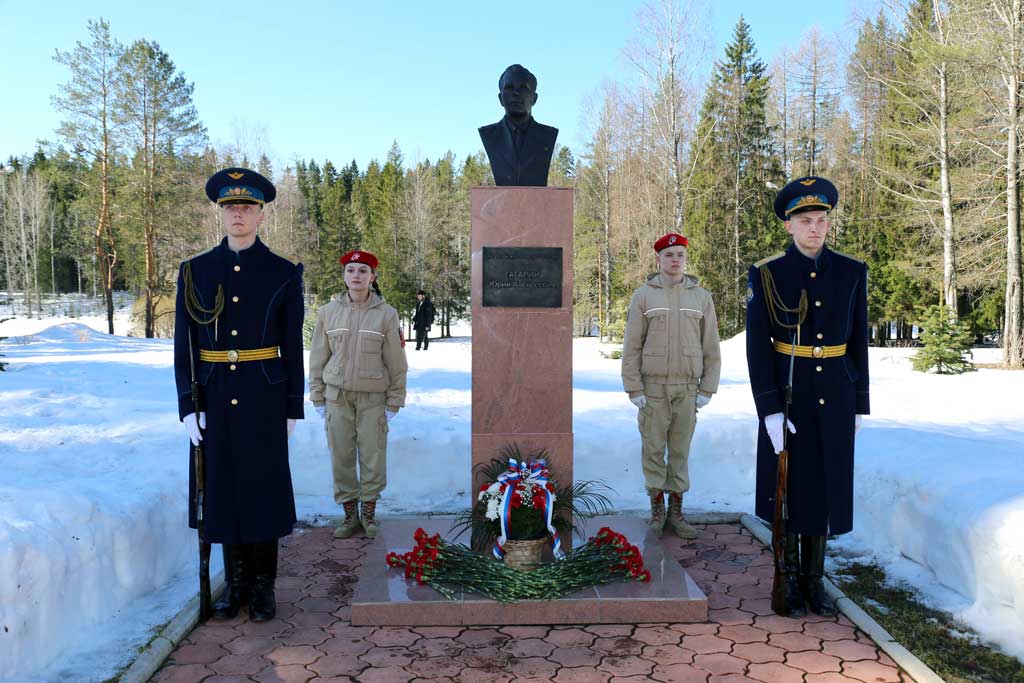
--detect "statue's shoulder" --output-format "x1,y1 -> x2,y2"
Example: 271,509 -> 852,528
535,120 -> 558,135
478,121 -> 502,137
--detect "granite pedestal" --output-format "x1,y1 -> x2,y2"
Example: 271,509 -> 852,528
470,186 -> 574,492
350,516 -> 707,626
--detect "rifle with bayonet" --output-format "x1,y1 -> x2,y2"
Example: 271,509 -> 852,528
770,333 -> 798,614
188,326 -> 213,621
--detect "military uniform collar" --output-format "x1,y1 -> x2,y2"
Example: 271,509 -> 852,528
786,242 -> 832,271
218,235 -> 268,261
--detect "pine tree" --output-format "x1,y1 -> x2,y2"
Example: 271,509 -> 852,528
685,16 -> 783,335
912,304 -> 975,373
52,18 -> 123,334
116,39 -> 206,337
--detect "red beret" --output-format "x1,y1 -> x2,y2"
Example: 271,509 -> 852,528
340,250 -> 378,269
654,233 -> 688,252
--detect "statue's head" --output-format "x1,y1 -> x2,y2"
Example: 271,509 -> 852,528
498,64 -> 538,121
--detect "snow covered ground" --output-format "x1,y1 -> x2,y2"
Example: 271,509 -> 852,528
1,304 -> 1022,682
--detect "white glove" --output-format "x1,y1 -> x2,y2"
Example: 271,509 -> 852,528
855,415 -> 863,434
695,393 -> 711,410
287,418 -> 297,437
630,395 -> 647,410
764,412 -> 797,454
385,409 -> 398,423
184,412 -> 206,447
315,405 -> 326,419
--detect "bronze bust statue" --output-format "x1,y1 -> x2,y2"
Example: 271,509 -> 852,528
478,64 -> 559,187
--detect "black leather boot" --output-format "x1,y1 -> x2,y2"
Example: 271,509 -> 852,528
249,540 -> 279,622
213,544 -> 249,619
780,532 -> 806,616
800,535 -> 836,616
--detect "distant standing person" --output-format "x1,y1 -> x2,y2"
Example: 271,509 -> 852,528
413,289 -> 436,351
746,176 -> 869,616
174,167 -> 305,622
622,233 -> 722,539
308,250 -> 408,540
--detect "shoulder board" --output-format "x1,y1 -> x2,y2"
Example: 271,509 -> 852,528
186,245 -> 218,262
264,244 -> 298,265
754,252 -> 785,268
831,249 -> 865,265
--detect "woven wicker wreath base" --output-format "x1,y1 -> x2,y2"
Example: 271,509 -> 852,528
502,537 -> 548,571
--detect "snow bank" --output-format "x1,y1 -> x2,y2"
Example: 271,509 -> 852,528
1,319 -> 1022,682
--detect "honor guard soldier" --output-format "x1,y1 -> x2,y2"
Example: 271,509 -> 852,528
746,176 -> 870,616
622,233 -> 722,540
174,167 -> 305,622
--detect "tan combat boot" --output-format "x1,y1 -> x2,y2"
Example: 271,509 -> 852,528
361,500 -> 379,539
647,489 -> 667,537
667,492 -> 698,539
333,500 -> 362,539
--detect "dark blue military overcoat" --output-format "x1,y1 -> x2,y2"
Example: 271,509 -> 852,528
174,236 -> 305,544
746,243 -> 870,536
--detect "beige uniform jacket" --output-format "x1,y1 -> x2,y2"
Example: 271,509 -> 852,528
621,273 -> 722,398
308,291 -> 408,410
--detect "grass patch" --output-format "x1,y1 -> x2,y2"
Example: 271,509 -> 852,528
832,562 -> 1024,683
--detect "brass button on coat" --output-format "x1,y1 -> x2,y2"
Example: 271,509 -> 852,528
819,398 -> 825,405
234,265 -> 241,272
815,300 -> 822,307
232,296 -> 239,303
816,365 -> 823,372
817,333 -> 824,340
231,329 -> 238,336
229,364 -> 237,371
810,271 -> 817,278
231,398 -> 238,405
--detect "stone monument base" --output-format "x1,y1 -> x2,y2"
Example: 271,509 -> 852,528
350,515 -> 707,626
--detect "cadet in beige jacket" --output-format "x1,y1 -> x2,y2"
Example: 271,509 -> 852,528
622,233 -> 722,539
308,249 -> 408,540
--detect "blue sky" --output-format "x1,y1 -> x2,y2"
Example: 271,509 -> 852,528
1,0 -> 869,172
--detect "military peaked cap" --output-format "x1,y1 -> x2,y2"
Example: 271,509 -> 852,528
205,167 -> 277,205
773,176 -> 838,220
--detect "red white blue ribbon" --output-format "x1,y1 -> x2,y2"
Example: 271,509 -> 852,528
492,458 -> 565,561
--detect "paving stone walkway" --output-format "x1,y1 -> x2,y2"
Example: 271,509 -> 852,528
151,522 -> 912,683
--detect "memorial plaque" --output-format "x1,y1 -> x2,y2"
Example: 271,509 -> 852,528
482,247 -> 562,307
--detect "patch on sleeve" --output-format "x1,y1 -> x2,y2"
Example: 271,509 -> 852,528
747,286 -> 754,302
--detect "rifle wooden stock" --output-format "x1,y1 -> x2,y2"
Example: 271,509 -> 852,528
770,446 -> 790,614
189,332 -> 213,622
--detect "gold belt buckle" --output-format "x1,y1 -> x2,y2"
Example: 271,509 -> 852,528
227,349 -> 239,362
812,345 -> 823,358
